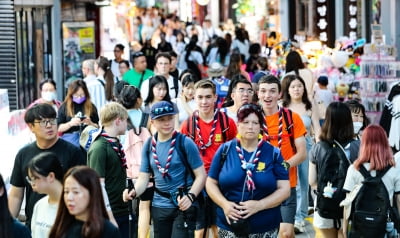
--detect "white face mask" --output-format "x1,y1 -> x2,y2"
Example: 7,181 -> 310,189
42,91 -> 57,102
353,122 -> 363,134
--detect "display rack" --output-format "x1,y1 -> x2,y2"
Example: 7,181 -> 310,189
359,44 -> 400,124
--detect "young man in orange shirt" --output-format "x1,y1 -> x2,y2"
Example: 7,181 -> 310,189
258,75 -> 307,238
181,79 -> 237,238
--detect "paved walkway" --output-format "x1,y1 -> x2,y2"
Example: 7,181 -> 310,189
295,216 -> 317,237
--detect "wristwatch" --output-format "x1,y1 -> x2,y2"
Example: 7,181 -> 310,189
282,161 -> 291,170
187,192 -> 196,203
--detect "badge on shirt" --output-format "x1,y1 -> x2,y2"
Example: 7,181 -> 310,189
257,162 -> 265,172
215,134 -> 222,142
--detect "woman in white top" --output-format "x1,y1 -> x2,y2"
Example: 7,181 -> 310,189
343,125 -> 400,236
28,152 -> 63,238
172,70 -> 198,126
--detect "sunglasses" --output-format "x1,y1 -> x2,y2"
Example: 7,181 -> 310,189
152,106 -> 174,115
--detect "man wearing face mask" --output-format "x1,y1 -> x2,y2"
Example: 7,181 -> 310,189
345,100 -> 370,140
28,79 -> 62,112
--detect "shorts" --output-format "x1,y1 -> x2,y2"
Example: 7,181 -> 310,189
280,188 -> 297,224
313,198 -> 342,229
196,195 -> 217,230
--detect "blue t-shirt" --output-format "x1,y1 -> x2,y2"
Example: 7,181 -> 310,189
252,70 -> 270,84
140,133 -> 203,208
208,139 -> 288,233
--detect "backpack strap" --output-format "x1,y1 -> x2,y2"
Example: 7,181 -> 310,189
139,113 -> 149,130
218,110 -> 230,142
138,71 -> 146,89
282,108 -> 296,153
359,165 -> 391,180
97,78 -> 105,87
177,133 -> 195,180
189,112 -> 196,140
333,140 -> 352,165
219,141 -> 232,167
172,75 -> 179,98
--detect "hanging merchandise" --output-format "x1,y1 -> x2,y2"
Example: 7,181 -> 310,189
359,44 -> 400,142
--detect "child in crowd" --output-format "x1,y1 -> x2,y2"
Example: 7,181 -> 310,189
28,152 -> 64,238
314,75 -> 334,125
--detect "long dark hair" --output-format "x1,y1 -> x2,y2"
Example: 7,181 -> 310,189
216,37 -> 229,65
49,166 -> 108,238
285,51 -> 304,75
281,74 -> 312,110
0,174 -> 13,238
144,75 -> 171,105
65,79 -> 95,118
225,53 -> 242,79
97,56 -> 114,101
319,102 -> 354,144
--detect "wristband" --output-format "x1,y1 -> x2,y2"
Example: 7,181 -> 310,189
187,192 -> 196,203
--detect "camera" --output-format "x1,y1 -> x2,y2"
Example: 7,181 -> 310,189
229,217 -> 250,236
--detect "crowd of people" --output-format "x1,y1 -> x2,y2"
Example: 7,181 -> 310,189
3,8 -> 400,238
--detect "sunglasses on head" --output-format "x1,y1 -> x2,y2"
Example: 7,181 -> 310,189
152,106 -> 174,115
238,103 -> 262,113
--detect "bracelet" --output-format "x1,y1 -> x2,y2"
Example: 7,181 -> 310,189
187,192 -> 196,203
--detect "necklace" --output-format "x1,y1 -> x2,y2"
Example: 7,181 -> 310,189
194,110 -> 218,152
151,131 -> 177,178
263,106 -> 284,148
236,139 -> 263,191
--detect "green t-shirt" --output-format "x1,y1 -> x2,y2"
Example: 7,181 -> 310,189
123,69 -> 154,89
87,136 -> 128,217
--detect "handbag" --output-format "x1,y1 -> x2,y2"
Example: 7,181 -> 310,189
61,131 -> 80,148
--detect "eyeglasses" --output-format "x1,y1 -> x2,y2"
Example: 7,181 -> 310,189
33,118 -> 57,127
152,106 -> 175,115
114,49 -> 122,53
238,103 -> 262,114
26,176 -> 39,185
236,88 -> 254,95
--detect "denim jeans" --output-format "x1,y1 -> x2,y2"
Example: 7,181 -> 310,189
295,135 -> 312,223
152,206 -> 196,238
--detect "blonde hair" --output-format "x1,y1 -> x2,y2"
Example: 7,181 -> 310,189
100,102 -> 128,126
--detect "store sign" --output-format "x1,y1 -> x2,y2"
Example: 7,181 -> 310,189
348,0 -> 357,40
316,0 -> 328,42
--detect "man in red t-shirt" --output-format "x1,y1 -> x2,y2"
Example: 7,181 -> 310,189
181,79 -> 237,238
258,75 -> 307,238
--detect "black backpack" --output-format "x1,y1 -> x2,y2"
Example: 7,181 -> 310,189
316,140 -> 352,221
349,166 -> 391,238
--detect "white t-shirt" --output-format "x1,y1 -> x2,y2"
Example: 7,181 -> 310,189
140,75 -> 182,101
343,163 -> 400,205
315,88 -> 334,107
172,97 -> 197,125
31,196 -> 58,238
84,74 -> 106,111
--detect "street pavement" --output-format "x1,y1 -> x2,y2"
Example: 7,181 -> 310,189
295,216 -> 317,237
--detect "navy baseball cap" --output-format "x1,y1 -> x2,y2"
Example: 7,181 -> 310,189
150,101 -> 177,120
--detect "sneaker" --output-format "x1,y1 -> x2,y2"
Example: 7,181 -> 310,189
294,221 -> 306,234
308,206 -> 314,215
